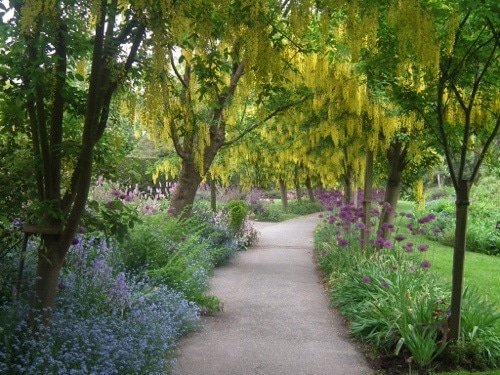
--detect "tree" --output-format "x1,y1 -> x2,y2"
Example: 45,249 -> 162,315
1,0 -> 148,321
425,0 -> 499,340
141,0 -> 308,216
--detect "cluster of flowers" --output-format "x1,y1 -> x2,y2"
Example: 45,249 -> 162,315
92,177 -> 177,215
0,237 -> 199,374
319,191 -> 439,278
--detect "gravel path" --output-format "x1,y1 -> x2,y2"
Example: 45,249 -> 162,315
172,214 -> 373,375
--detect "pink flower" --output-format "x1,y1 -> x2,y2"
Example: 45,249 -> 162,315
420,260 -> 432,269
418,244 -> 429,252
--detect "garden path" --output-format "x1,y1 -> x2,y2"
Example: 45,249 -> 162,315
172,214 -> 373,375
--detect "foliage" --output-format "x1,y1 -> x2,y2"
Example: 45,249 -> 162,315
118,204 -> 257,313
226,200 -> 249,233
0,236 -> 199,374
421,177 -> 500,256
314,195 -> 500,371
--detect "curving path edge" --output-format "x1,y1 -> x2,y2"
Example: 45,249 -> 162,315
172,214 -> 373,375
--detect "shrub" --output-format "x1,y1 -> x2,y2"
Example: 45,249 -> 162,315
253,202 -> 286,222
226,200 -> 249,233
287,200 -> 323,215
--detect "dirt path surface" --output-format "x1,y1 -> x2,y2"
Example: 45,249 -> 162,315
172,214 -> 373,375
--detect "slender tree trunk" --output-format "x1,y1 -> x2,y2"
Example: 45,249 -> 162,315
449,180 -> 470,340
379,141 -> 406,239
294,166 -> 302,202
208,175 -> 217,212
343,174 -> 353,204
362,150 -> 374,248
305,176 -> 315,202
352,184 -> 358,207
436,173 -> 442,188
279,179 -> 288,210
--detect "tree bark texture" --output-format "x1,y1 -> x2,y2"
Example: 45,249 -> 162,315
362,150 -> 374,248
305,176 -> 315,202
448,180 -> 470,340
279,179 -> 288,210
379,141 -> 407,240
294,166 -> 302,202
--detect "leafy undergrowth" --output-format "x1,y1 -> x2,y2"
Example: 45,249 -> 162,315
251,199 -> 323,222
314,192 -> 500,374
0,192 -> 257,373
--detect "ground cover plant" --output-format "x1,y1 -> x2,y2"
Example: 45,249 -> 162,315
0,182 -> 257,373
315,191 -> 500,374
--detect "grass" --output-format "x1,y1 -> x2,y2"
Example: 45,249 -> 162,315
396,201 -> 500,307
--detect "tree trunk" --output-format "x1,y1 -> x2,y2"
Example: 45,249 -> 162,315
305,176 -> 315,202
379,141 -> 406,239
352,184 -> 358,207
362,150 -> 374,248
208,175 -> 217,212
343,174 -> 353,204
32,237 -> 64,324
294,166 -> 302,202
448,180 -> 470,341
170,159 -> 203,217
279,179 -> 288,210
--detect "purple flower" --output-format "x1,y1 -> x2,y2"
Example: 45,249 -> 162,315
356,222 -> 366,230
71,237 -> 80,246
362,276 -> 371,284
382,222 -> 394,231
123,193 -> 134,202
78,226 -> 86,234
395,234 -> 406,242
111,188 -> 121,197
418,244 -> 429,252
167,207 -> 176,216
374,237 -> 386,247
383,240 -> 393,249
420,260 -> 432,269
381,280 -> 390,289
404,242 -> 414,253
328,216 -> 336,224
418,213 -> 436,224
337,238 -> 349,248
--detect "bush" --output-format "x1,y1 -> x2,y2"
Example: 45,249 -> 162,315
287,200 -> 323,215
226,200 -> 249,233
253,202 -> 286,222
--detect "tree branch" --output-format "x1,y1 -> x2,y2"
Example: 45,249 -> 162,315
169,49 -> 188,89
222,97 -> 309,148
470,116 -> 500,182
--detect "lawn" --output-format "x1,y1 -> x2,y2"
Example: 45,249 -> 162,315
397,201 -> 500,307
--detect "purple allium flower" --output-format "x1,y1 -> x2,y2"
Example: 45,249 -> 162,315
382,222 -> 394,231
356,222 -> 366,230
362,276 -> 371,284
381,280 -> 390,289
374,237 -> 386,247
420,260 -> 432,269
418,244 -> 429,252
328,216 -> 336,224
383,240 -> 393,249
337,238 -> 349,248
71,237 -> 80,246
404,242 -> 414,253
395,234 -> 407,242
418,213 -> 436,224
